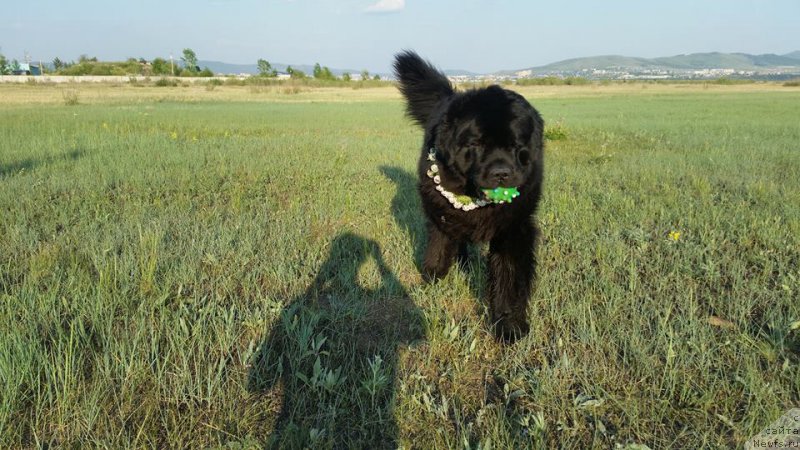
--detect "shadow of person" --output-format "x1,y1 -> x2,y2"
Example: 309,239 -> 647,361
248,232 -> 425,449
378,166 -> 427,272
380,165 -> 486,298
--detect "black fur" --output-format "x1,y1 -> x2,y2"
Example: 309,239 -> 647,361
393,50 -> 455,127
394,51 -> 544,342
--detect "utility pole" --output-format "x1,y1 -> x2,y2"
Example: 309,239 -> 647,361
24,51 -> 34,75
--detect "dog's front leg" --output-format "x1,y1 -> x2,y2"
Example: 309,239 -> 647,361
422,222 -> 459,282
487,219 -> 538,342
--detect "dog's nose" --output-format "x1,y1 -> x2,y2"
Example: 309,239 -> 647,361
489,165 -> 512,183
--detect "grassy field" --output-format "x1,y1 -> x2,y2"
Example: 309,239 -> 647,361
1,82 -> 798,449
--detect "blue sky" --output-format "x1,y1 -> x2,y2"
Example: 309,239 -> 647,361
2,0 -> 798,73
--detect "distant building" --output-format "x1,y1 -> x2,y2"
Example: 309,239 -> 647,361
12,63 -> 43,76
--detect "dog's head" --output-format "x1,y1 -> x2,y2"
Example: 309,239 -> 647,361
394,51 -> 543,198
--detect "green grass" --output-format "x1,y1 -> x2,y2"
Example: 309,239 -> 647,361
1,84 -> 799,448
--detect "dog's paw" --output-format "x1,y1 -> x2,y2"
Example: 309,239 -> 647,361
494,317 -> 530,344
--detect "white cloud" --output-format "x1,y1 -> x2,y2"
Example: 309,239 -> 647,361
365,0 -> 405,13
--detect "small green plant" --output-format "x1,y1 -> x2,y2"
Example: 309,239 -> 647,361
282,85 -> 302,95
61,89 -> 79,106
224,77 -> 247,86
544,121 -> 568,141
205,78 -> 223,91
360,355 -> 388,407
155,77 -> 178,87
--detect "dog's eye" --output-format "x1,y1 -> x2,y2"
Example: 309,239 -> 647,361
518,149 -> 531,165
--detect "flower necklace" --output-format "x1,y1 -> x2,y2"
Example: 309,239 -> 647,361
426,149 -> 520,211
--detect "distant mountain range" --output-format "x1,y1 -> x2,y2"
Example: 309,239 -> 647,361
499,51 -> 800,75
199,51 -> 800,77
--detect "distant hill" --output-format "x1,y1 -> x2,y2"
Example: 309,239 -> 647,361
783,51 -> 800,60
198,51 -> 800,78
442,69 -> 480,77
651,52 -> 800,69
500,51 -> 800,75
536,55 -> 654,72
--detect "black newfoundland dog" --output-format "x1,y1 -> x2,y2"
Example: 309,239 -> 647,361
393,51 -> 544,342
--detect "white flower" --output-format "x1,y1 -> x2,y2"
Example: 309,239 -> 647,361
433,175 -> 440,184
430,164 -> 438,172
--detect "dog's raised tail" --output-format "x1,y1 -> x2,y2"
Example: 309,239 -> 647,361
393,50 -> 454,127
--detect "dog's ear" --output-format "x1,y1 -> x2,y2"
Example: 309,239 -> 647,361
393,50 -> 454,127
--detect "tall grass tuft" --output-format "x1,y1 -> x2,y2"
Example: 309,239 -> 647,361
61,89 -> 80,105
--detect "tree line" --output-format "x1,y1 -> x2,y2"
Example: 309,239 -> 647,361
0,48 -> 380,80
257,59 -> 379,81
0,49 -> 212,77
